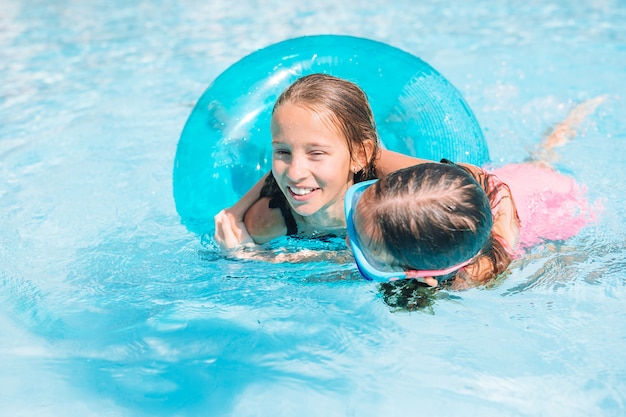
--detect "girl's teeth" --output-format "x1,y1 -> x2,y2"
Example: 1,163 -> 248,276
290,186 -> 313,195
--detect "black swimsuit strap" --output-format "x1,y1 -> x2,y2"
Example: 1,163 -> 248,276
268,196 -> 298,236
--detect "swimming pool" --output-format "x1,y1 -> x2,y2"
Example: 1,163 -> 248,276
1,0 -> 625,416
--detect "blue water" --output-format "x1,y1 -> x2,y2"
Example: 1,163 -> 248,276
1,1 -> 626,416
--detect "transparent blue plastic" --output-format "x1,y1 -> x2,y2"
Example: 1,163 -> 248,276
173,35 -> 488,233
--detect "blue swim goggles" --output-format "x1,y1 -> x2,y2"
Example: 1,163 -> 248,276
344,179 -> 471,283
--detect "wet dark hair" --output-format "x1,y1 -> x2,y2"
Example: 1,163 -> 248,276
355,162 -> 493,271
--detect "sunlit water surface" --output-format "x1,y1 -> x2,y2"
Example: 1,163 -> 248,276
1,1 -> 625,416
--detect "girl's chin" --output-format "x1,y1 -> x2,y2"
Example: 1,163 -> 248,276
291,204 -> 318,217
286,192 -> 320,215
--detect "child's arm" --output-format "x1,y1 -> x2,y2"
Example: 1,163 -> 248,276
450,163 -> 520,289
214,172 -> 290,248
213,172 -> 269,248
489,182 -> 520,253
376,149 -> 432,176
244,197 -> 288,244
458,163 -> 520,251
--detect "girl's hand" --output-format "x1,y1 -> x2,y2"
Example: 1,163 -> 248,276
403,272 -> 439,288
214,209 -> 255,249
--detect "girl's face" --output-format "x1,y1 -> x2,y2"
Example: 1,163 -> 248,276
271,103 -> 356,229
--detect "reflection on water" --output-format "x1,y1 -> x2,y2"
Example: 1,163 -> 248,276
1,0 -> 626,416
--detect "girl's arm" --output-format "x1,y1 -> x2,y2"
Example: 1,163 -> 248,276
243,197 -> 287,244
213,172 -> 269,248
458,163 -> 520,251
450,163 -> 520,289
376,149 -> 432,176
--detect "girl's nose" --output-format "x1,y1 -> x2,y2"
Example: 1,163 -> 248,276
286,156 -> 307,181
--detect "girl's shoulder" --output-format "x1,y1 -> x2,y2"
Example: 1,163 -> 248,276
244,197 -> 291,244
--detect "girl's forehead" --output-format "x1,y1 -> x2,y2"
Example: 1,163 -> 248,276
273,102 -> 331,123
271,103 -> 348,143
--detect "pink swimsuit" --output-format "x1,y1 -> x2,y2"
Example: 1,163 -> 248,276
489,163 -> 601,251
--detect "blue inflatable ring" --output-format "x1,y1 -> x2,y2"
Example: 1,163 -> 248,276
174,35 -> 489,234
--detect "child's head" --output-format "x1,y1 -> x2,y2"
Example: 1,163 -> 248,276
272,73 -> 380,180
345,162 -> 493,282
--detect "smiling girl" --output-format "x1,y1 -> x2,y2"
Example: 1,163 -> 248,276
214,73 -> 428,248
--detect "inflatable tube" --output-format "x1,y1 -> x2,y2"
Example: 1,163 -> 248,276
174,35 -> 489,234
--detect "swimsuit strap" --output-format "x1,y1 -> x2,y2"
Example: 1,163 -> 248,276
268,195 -> 298,236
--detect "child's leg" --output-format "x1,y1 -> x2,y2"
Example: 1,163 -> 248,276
531,96 -> 607,164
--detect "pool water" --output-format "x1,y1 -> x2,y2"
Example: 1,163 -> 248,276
1,1 -> 625,416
